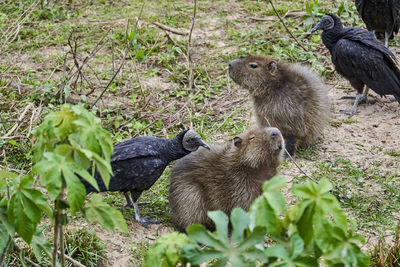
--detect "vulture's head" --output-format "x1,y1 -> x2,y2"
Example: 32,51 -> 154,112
311,13 -> 338,32
182,130 -> 210,152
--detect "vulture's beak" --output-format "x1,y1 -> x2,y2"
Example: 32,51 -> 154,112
311,22 -> 322,33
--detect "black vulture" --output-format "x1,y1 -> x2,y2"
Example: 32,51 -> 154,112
82,129 -> 209,226
311,13 -> 400,117
355,0 -> 400,47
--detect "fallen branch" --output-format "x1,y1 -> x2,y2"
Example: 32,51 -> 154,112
152,22 -> 189,36
268,0 -> 308,52
187,0 -> 197,89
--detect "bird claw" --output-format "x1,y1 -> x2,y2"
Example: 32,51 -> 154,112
339,109 -> 356,118
137,216 -> 162,228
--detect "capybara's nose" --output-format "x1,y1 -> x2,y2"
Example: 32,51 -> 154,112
267,127 -> 281,139
229,59 -> 240,69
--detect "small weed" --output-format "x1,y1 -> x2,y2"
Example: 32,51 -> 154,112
129,240 -> 152,265
63,228 -> 107,267
371,225 -> 400,267
385,150 -> 400,157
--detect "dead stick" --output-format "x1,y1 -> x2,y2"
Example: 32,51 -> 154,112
152,22 -> 189,35
187,0 -> 197,89
13,243 -> 41,267
268,0 -> 308,52
91,58 -> 126,108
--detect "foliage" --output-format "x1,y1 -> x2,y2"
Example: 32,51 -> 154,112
0,104 -> 127,266
144,176 -> 370,266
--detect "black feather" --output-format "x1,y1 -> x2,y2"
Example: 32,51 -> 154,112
82,130 -> 192,199
355,0 -> 400,40
317,13 -> 400,101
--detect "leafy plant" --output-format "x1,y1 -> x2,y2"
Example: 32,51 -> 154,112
0,104 -> 128,267
144,176 -> 370,266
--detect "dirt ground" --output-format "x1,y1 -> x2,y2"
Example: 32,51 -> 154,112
91,79 -> 400,267
1,1 -> 400,266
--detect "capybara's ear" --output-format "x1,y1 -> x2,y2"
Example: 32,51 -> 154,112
233,136 -> 242,147
268,60 -> 277,74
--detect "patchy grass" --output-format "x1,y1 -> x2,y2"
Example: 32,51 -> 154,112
370,225 -> 400,267
1,0 -> 400,265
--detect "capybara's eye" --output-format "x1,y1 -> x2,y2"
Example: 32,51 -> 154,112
248,63 -> 258,69
248,136 -> 255,141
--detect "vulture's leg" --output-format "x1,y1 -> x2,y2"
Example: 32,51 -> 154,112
129,190 -> 161,227
385,31 -> 389,47
123,193 -> 148,208
340,91 -> 368,118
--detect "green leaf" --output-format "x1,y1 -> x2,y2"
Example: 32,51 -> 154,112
265,190 -> 286,215
31,228 -> 52,262
186,224 -> 227,250
237,226 -> 266,252
289,233 -> 304,259
63,165 -> 86,216
265,244 -> 289,260
208,210 -> 229,242
249,196 -> 280,235
6,175 -> 48,243
230,207 -> 250,243
144,232 -> 190,267
83,194 -> 128,233
262,176 -> 287,192
296,203 -> 315,246
182,244 -> 224,265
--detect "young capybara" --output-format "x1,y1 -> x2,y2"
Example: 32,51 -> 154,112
228,55 -> 330,156
169,126 -> 284,232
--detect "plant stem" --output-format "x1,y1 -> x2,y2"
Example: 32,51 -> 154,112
52,206 -> 60,267
0,236 -> 11,266
59,222 -> 65,267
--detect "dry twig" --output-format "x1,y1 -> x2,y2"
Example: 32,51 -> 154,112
187,0 -> 197,89
268,0 -> 308,52
152,22 -> 189,35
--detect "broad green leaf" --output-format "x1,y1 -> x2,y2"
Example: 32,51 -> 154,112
83,194 -> 128,233
265,244 -> 289,259
207,210 -> 229,242
289,233 -> 304,259
143,232 -> 190,267
7,192 -> 38,243
263,176 -> 287,191
182,244 -> 224,265
292,183 -> 314,199
231,207 -> 250,243
249,196 -> 280,235
0,169 -> 18,180
63,166 -> 86,216
0,207 -> 14,236
318,178 -> 333,194
237,226 -> 266,252
52,106 -> 76,140
6,175 -> 48,243
265,190 -> 286,215
33,154 -> 63,200
31,228 -> 52,262
186,224 -> 227,250
74,167 -> 100,192
296,203 -> 315,246
0,222 -> 11,255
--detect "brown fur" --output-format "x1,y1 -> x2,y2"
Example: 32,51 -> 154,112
229,55 -> 330,152
169,126 -> 284,232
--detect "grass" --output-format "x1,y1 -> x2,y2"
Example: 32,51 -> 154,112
2,227 -> 105,267
1,0 -> 400,265
370,225 -> 400,267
